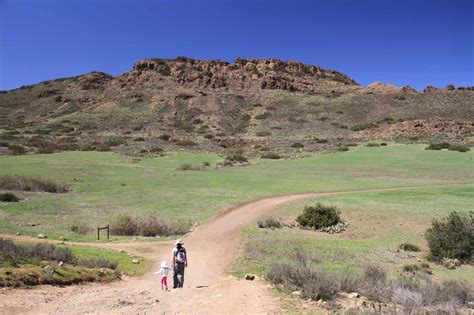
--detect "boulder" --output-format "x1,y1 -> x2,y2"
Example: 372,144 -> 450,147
37,233 -> 47,239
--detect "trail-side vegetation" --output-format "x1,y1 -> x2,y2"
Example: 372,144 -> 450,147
0,239 -> 120,287
247,244 -> 473,312
0,175 -> 68,193
110,214 -> 191,237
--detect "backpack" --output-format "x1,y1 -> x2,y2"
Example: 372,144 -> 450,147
175,247 -> 186,264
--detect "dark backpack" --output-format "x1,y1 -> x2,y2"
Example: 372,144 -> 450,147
175,247 -> 186,264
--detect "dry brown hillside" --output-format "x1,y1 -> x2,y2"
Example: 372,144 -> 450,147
0,57 -> 473,157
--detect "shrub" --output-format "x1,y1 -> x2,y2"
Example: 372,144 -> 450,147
257,218 -> 282,229
110,215 -> 139,236
403,263 -> 431,274
425,142 -> 450,150
176,140 -> 198,146
399,243 -> 420,252
139,215 -> 174,237
448,144 -> 470,152
193,118 -> 204,125
105,137 -> 126,147
261,153 -> 281,159
315,138 -> 328,144
425,211 -> 473,263
291,142 -> 304,148
8,144 -> 26,155
202,161 -> 210,167
255,112 -> 270,120
0,175 -> 68,193
0,193 -> 19,202
350,123 -> 375,131
266,252 -> 339,301
78,258 -> 118,270
134,137 -> 145,142
110,214 -> 190,237
93,143 -> 110,152
346,143 -> 358,147
297,203 -> 341,230
366,143 -> 381,147
337,146 -> 349,152
177,163 -> 202,171
70,222 -> 90,235
204,134 -> 214,139
225,154 -> 248,163
159,134 -> 171,141
150,146 -> 163,153
256,131 -> 271,137
380,142 -> 388,146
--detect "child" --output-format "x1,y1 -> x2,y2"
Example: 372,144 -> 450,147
155,260 -> 170,290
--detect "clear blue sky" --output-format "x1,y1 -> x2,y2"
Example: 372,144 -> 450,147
1,0 -> 473,90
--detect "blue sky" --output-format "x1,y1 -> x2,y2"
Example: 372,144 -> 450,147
0,0 -> 472,90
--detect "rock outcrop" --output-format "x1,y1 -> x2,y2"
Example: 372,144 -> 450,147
122,57 -> 358,93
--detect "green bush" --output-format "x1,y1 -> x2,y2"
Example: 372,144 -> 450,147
256,131 -> 271,137
398,243 -> 420,252
255,112 -> 270,120
261,153 -> 281,159
337,146 -> 349,152
448,144 -> 470,152
425,142 -> 450,150
159,134 -> 171,141
291,142 -> 304,148
297,203 -> 341,230
366,143 -> 381,147
0,193 -> 19,202
350,123 -> 375,131
8,144 -> 26,155
425,211 -> 473,263
150,146 -> 163,153
225,154 -> 248,163
176,140 -> 198,146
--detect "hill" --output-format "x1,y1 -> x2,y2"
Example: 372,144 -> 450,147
1,57 -> 473,157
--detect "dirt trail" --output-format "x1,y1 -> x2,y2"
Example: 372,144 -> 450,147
0,184 -> 468,314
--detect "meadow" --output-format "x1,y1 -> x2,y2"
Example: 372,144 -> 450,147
0,144 -> 472,242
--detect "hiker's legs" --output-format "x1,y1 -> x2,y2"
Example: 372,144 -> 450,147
173,266 -> 179,288
161,276 -> 166,290
176,263 -> 185,288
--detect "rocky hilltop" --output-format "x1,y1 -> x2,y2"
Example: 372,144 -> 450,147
0,57 -> 473,157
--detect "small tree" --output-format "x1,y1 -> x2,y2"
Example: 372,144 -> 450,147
297,203 -> 341,229
425,211 -> 473,263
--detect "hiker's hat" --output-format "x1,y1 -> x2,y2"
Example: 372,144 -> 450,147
175,239 -> 184,245
161,260 -> 168,268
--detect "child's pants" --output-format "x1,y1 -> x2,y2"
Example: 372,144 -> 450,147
161,276 -> 167,289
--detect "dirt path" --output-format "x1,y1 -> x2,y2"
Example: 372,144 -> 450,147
0,184 -> 469,314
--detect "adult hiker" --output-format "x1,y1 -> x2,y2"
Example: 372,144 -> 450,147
172,239 -> 188,288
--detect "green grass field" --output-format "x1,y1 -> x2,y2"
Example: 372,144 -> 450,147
233,184 -> 473,284
0,144 -> 472,242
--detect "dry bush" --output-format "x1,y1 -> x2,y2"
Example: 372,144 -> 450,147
177,163 -> 202,171
70,222 -> 90,235
257,218 -> 282,229
0,175 -> 68,193
110,214 -> 190,237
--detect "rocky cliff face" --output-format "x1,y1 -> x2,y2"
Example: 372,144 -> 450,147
119,57 -> 358,93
